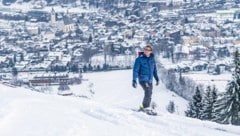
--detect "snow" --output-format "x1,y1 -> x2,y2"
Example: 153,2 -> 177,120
183,72 -> 231,92
157,57 -> 232,92
0,70 -> 239,136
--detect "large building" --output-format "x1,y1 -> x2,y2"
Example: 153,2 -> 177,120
29,73 -> 82,86
215,9 -> 240,22
50,8 -> 76,33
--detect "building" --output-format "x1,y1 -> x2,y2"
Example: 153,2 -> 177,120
63,16 -> 76,33
50,8 -> 76,33
214,9 -> 240,22
50,8 -> 56,26
26,26 -> 40,35
29,72 -> 82,86
29,74 -> 69,86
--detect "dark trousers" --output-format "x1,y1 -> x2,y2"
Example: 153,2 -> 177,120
139,81 -> 153,108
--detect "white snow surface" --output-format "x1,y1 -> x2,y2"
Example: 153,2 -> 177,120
0,70 -> 239,136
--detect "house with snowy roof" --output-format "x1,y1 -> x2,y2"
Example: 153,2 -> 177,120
173,44 -> 190,61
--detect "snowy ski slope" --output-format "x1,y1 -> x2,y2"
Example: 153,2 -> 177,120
0,70 -> 239,136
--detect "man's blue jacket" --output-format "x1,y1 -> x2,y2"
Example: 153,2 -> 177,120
132,52 -> 159,83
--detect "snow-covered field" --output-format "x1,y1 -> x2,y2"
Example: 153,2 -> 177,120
0,70 -> 239,136
183,72 -> 231,92
158,57 -> 231,92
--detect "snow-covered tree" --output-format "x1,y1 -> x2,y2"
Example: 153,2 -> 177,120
167,101 -> 175,114
201,86 -> 218,121
185,102 -> 195,117
211,86 -> 218,121
185,86 -> 203,119
213,50 -> 240,125
212,86 -> 218,104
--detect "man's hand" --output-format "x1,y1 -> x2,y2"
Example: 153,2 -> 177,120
132,80 -> 137,88
156,80 -> 159,86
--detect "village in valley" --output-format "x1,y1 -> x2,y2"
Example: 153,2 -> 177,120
0,0 -> 239,97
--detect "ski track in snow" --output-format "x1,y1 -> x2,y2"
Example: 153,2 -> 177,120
0,70 -> 240,136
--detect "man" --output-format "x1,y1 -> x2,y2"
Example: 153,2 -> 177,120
132,45 -> 159,110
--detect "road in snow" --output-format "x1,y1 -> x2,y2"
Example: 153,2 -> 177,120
0,70 -> 239,136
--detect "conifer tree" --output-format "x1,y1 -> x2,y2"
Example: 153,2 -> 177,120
202,86 -> 218,120
214,50 -> 240,125
167,101 -> 175,114
185,86 -> 203,119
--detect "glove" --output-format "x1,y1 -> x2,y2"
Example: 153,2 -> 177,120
156,80 -> 159,86
132,80 -> 137,88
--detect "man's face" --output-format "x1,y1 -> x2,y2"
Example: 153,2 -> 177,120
144,47 -> 152,57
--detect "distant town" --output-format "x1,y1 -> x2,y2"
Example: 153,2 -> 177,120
0,0 -> 239,95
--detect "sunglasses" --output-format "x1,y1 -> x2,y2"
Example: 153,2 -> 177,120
144,48 -> 152,51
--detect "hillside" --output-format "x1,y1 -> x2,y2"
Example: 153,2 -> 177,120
0,70 -> 239,136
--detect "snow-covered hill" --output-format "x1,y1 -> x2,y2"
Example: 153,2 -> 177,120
0,70 -> 239,136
